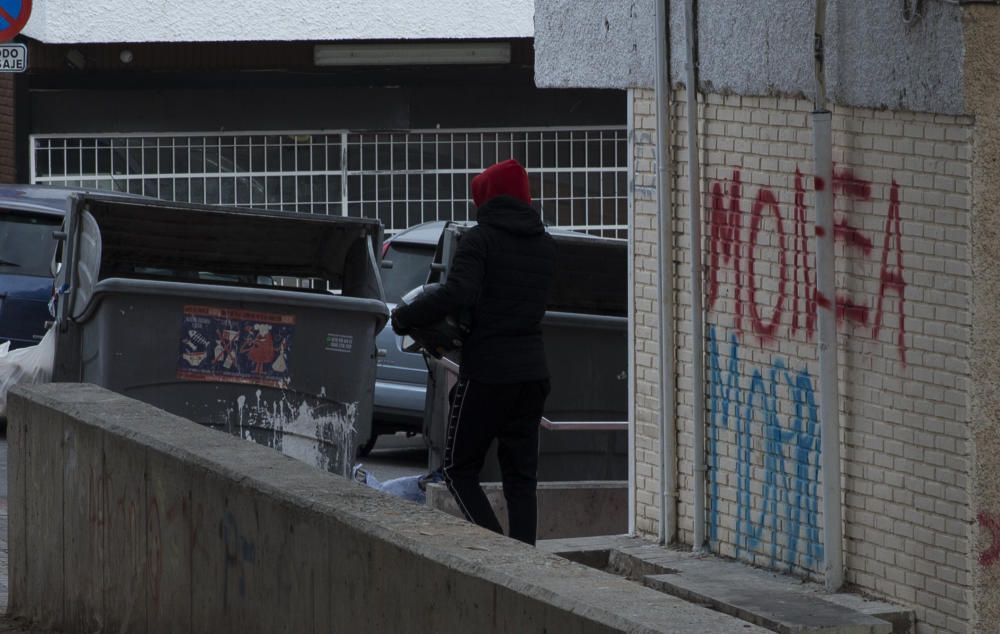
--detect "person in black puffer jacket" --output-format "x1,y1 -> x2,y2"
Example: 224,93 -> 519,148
390,159 -> 555,545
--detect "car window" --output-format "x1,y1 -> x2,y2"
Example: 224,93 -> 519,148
381,243 -> 434,303
0,211 -> 61,277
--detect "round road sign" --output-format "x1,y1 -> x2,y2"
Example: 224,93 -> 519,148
0,0 -> 31,42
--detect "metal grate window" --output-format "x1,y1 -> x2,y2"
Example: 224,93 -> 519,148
31,127 -> 628,237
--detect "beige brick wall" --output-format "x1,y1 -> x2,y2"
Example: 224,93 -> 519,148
631,87 -> 973,633
0,74 -> 15,184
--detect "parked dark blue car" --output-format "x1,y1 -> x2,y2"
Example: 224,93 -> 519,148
0,185 -> 161,349
0,186 -> 73,349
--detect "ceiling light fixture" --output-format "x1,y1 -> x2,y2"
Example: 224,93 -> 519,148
314,42 -> 511,66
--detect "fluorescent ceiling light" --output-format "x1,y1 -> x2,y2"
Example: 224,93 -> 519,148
314,42 -> 511,66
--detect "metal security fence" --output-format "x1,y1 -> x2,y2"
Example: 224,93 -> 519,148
31,127 -> 628,237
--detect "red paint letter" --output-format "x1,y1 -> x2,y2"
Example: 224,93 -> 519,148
747,188 -> 787,341
833,217 -> 874,256
792,169 -> 816,338
836,294 -> 870,326
873,180 -> 906,364
708,171 -> 744,331
833,167 -> 873,201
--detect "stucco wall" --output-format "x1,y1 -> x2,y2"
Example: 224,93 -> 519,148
630,86 -> 974,632
533,0 -> 661,91
22,0 -> 534,43
535,0 -> 965,115
963,6 -> 1000,633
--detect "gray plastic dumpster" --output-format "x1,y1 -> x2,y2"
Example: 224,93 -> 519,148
423,225 -> 627,481
50,194 -> 388,476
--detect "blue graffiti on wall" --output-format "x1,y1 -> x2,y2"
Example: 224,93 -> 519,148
707,325 -> 824,570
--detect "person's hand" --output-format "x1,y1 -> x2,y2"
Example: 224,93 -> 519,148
390,309 -> 410,336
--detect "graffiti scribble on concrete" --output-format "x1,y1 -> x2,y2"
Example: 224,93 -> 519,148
221,511 -> 257,607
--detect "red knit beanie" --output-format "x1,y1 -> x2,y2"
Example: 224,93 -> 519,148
471,159 -> 532,207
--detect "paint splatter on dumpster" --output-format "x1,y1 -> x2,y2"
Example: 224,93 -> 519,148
217,390 -> 358,476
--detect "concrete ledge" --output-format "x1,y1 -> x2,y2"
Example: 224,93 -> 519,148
425,481 -> 627,539
541,536 -> 914,634
7,384 -> 771,633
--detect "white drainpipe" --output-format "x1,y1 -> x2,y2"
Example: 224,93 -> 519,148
812,0 -> 844,592
627,91 -> 637,537
654,0 -> 677,547
684,0 -> 707,554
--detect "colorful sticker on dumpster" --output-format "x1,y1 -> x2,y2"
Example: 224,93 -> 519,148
325,333 -> 353,353
176,305 -> 295,387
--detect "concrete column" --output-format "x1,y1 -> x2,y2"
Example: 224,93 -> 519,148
964,6 -> 1000,632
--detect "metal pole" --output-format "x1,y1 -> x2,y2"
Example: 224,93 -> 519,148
654,0 -> 677,547
812,0 -> 844,592
684,0 -> 706,554
627,93 -> 638,537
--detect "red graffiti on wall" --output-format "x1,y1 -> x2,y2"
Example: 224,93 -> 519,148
748,188 -> 787,340
709,171 -> 745,329
832,167 -> 872,201
707,167 -> 906,360
873,181 -> 906,366
978,512 -> 1000,568
836,295 -> 871,325
791,169 -> 815,337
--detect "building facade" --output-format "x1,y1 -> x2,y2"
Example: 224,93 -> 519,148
2,1 -> 627,236
535,2 -> 1000,633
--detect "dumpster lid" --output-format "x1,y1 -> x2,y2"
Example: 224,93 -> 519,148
74,194 -> 381,283
57,195 -> 386,322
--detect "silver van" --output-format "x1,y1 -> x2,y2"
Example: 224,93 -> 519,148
368,221 -> 447,454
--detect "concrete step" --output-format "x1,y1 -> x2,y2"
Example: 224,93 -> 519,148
539,536 -> 914,634
426,481 -> 627,539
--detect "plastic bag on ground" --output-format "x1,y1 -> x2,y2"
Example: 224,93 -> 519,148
352,464 -> 445,504
0,327 -> 56,418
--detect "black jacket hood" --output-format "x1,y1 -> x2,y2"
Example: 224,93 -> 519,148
476,196 -> 546,236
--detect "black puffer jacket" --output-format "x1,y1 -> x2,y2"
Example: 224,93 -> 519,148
393,196 -> 556,383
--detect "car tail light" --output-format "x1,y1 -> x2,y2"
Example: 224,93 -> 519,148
381,240 -> 392,258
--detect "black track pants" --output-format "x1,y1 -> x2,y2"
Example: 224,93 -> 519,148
442,377 -> 550,546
